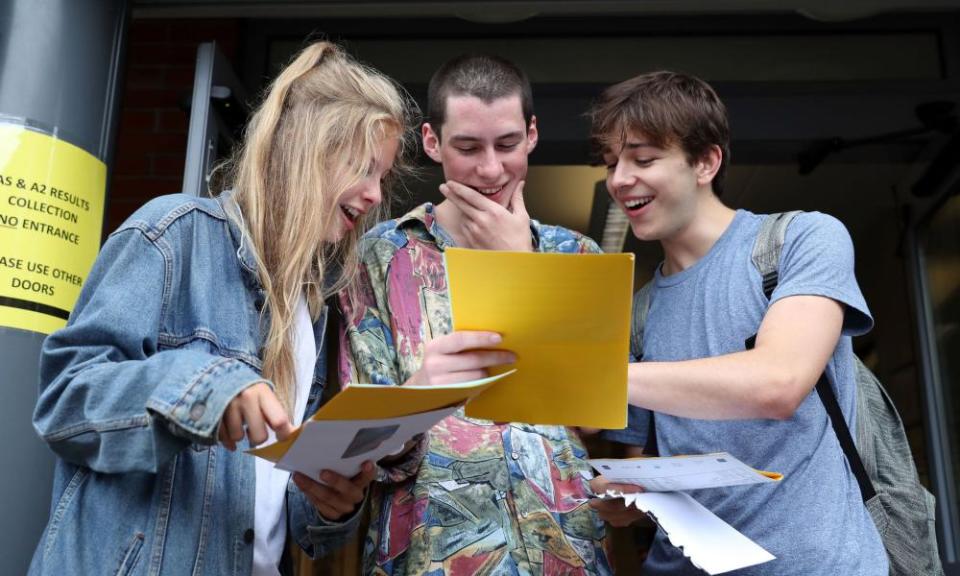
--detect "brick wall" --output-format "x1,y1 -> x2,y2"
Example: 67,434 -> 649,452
108,19 -> 241,234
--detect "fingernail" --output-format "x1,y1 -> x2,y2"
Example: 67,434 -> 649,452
489,333 -> 502,344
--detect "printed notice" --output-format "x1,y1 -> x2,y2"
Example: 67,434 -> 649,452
589,452 -> 782,492
0,121 -> 106,334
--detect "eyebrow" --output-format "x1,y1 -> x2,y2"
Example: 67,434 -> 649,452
625,141 -> 658,150
448,131 -> 525,144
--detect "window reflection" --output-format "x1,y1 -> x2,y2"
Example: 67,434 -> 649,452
923,194 -> 960,515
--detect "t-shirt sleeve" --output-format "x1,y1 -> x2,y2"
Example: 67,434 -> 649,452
770,212 -> 873,336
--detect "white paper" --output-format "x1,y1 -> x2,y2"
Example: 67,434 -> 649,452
275,405 -> 459,480
612,490 -> 775,575
589,452 -> 779,492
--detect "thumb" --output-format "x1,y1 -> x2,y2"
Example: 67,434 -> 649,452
509,180 -> 527,215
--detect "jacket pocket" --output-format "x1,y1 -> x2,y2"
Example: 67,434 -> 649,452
114,532 -> 145,576
42,467 -> 89,563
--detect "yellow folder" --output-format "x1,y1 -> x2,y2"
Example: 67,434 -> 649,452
249,371 -> 511,462
445,248 -> 633,428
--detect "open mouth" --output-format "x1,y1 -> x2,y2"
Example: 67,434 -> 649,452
477,184 -> 506,197
622,196 -> 653,215
340,205 -> 361,228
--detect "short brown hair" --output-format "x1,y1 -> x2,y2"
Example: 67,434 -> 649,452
589,71 -> 730,196
427,54 -> 533,139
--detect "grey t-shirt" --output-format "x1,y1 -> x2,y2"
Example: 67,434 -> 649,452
606,210 -> 888,576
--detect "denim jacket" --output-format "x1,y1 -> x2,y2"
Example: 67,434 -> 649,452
29,193 -> 359,576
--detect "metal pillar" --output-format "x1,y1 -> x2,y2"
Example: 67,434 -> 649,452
0,0 -> 127,572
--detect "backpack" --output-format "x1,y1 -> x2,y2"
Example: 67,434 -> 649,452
630,211 -> 944,576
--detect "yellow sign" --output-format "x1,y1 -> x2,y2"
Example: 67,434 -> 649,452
445,248 -> 634,429
0,122 -> 106,334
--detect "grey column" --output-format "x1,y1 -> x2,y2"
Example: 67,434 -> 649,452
0,0 -> 128,573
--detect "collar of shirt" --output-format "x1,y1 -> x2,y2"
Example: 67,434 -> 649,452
394,202 -> 544,251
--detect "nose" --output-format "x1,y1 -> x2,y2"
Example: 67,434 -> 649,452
363,180 -> 383,207
607,160 -> 632,194
476,148 -> 504,181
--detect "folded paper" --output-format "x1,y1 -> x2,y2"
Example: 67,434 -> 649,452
445,248 -> 633,428
249,370 -> 514,474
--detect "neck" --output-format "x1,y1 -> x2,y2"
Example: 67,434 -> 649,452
660,192 -> 736,276
433,199 -> 474,248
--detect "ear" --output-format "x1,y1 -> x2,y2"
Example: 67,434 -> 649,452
696,144 -> 723,186
525,115 -> 539,153
422,123 -> 443,164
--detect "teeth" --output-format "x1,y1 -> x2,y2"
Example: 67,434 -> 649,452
624,198 -> 652,209
479,185 -> 505,196
342,205 -> 359,219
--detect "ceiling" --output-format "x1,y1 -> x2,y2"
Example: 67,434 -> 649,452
133,0 -> 960,22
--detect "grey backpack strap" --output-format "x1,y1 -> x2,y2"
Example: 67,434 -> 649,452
749,210 -> 877,503
751,211 -> 801,298
631,280 -> 654,361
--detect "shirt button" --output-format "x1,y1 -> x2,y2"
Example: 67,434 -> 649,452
189,402 -> 206,420
511,451 -> 520,460
244,528 -> 254,543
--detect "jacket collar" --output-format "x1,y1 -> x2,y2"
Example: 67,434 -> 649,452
216,190 -> 261,282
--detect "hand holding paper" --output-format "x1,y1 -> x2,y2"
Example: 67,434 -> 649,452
586,453 -> 782,575
445,247 -> 634,428
409,330 -> 516,387
292,462 -> 376,521
249,371 -> 514,480
588,475 -> 647,528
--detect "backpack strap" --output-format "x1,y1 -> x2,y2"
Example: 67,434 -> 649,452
631,280 -> 658,455
631,280 -> 653,361
750,212 -> 876,503
751,211 -> 801,298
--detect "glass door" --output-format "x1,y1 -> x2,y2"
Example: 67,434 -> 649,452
910,184 -> 960,574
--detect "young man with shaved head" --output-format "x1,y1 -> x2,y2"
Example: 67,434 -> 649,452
339,55 -> 612,575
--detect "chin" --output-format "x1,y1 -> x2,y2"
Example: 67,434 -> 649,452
629,222 -> 660,242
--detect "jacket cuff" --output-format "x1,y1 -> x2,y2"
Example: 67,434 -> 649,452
145,357 -> 265,444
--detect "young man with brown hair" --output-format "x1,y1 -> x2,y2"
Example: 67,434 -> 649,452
588,71 -> 887,575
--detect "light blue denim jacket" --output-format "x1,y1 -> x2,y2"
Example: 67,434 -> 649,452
29,193 -> 359,576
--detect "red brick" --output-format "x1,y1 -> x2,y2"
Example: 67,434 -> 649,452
113,150 -> 150,176
112,177 -> 182,198
118,110 -> 156,133
165,66 -> 198,89
151,154 -> 186,177
116,132 -> 188,157
169,20 -> 241,46
158,109 -> 189,133
128,42 -> 198,67
124,66 -> 167,90
128,20 -> 171,43
124,88 -> 184,108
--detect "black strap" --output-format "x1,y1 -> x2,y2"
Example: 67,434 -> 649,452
757,261 -> 876,503
815,375 -> 876,502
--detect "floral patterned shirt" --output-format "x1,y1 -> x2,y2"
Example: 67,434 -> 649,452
339,203 -> 612,576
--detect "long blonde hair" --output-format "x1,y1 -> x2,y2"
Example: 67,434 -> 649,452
224,42 -> 415,412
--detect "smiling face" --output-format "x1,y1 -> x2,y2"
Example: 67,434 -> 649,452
422,94 -> 537,208
326,133 -> 400,243
604,131 -> 718,242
